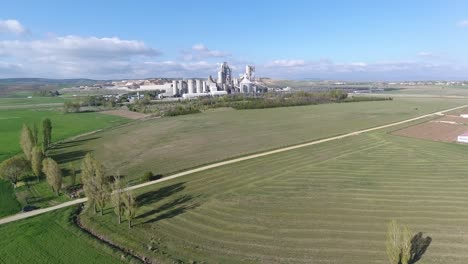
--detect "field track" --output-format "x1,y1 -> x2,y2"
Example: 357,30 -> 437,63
1,103 -> 468,226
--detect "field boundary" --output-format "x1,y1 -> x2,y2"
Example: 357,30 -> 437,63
1,103 -> 468,226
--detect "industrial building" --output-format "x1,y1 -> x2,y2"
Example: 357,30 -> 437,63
107,62 -> 267,99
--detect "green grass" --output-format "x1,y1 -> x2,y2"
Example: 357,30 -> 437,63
50,97 -> 468,181
82,129 -> 468,263
0,207 -> 136,263
0,108 -> 129,162
0,180 -> 21,217
0,96 -> 66,106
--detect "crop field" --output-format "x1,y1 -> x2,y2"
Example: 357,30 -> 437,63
82,128 -> 468,264
0,207 -> 134,264
0,108 -> 129,162
51,97 -> 468,180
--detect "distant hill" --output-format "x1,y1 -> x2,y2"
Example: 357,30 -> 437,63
0,78 -> 101,97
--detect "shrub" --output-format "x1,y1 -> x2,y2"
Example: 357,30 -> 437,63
142,171 -> 153,182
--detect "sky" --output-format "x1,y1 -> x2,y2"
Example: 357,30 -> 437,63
1,0 -> 468,80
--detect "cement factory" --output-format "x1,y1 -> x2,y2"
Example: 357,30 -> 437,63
106,62 -> 267,99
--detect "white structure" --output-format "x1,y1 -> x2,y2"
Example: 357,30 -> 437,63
187,79 -> 195,94
460,114 -> 468,119
457,132 -> 468,143
172,80 -> 178,96
240,78 -> 253,93
196,79 -> 202,94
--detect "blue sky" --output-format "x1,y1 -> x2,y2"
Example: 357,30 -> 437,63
1,0 -> 468,80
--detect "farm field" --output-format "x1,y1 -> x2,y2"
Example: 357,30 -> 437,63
51,97 -> 468,181
0,108 -> 129,162
82,129 -> 468,264
0,207 -> 135,264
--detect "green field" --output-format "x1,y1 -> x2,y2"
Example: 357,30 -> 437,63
51,97 -> 468,181
81,128 -> 468,263
0,108 -> 129,162
0,180 -> 21,217
0,207 -> 136,263
0,97 -> 67,107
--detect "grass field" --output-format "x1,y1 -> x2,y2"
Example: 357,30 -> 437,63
81,127 -> 468,263
0,180 -> 21,218
0,207 -> 136,263
51,97 -> 468,181
0,108 -> 129,162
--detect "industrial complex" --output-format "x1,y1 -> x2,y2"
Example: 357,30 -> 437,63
104,62 -> 267,98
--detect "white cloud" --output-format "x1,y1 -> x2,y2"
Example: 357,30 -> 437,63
458,20 -> 468,27
181,44 -> 230,61
0,19 -> 28,35
0,35 -> 160,59
265,59 -> 306,67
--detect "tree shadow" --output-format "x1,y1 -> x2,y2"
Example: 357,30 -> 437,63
409,232 -> 432,264
50,150 -> 90,164
136,182 -> 186,205
51,137 -> 100,150
134,182 -> 200,225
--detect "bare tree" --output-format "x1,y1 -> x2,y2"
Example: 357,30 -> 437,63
20,124 -> 34,161
31,146 -> 43,182
123,190 -> 136,229
0,156 -> 29,187
94,160 -> 110,215
80,153 -> 110,215
81,153 -> 98,213
42,157 -> 63,196
111,174 -> 125,224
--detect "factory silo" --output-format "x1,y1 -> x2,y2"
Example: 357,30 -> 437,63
187,79 -> 194,94
178,80 -> 184,94
172,80 -> 178,96
202,81 -> 207,92
196,79 -> 202,94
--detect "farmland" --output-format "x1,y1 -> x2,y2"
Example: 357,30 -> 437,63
0,207 -> 135,263
81,128 -> 468,263
0,107 -> 129,162
51,97 -> 468,180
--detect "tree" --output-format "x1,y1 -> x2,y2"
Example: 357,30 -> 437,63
31,146 -> 43,182
42,118 -> 52,151
386,220 -> 432,264
81,153 -> 98,213
42,158 -> 62,196
63,101 -> 81,113
111,175 -> 125,224
80,153 -> 110,215
94,160 -> 110,215
0,156 -> 29,187
123,190 -> 136,229
20,124 -> 34,161
32,123 -> 39,145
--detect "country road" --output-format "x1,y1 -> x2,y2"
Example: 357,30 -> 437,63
1,103 -> 468,226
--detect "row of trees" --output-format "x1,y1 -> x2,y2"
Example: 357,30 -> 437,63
0,119 -> 63,199
81,154 -> 136,228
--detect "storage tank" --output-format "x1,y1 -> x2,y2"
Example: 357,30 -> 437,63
202,81 -> 207,92
196,79 -> 202,94
178,80 -> 184,94
187,79 -> 194,94
172,80 -> 178,96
